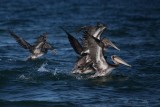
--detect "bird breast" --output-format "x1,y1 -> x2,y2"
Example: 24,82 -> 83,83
33,49 -> 41,54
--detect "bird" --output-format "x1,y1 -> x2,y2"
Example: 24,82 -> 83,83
82,32 -> 131,78
62,24 -> 121,74
8,30 -> 56,60
71,35 -> 120,74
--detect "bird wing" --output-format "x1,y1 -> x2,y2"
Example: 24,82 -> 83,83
8,30 -> 32,49
62,28 -> 83,55
35,32 -> 48,44
42,42 -> 54,50
42,42 -> 56,54
82,31 -> 103,53
82,32 -> 107,71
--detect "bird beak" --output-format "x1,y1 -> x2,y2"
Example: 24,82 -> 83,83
52,49 -> 57,55
110,42 -> 120,51
102,26 -> 106,31
113,55 -> 131,67
105,40 -> 120,51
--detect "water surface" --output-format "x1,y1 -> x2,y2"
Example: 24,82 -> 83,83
0,0 -> 160,107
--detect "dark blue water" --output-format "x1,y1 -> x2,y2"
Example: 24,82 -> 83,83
0,0 -> 160,107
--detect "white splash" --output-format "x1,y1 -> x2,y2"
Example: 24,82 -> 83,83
18,74 -> 30,80
38,63 -> 49,72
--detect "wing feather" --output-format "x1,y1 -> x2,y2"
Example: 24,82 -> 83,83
35,32 -> 48,44
8,30 -> 32,49
62,28 -> 83,55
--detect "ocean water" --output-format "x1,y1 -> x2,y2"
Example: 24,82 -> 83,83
0,0 -> 160,107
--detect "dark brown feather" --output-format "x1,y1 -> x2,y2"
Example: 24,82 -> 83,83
8,30 -> 32,50
35,32 -> 48,44
62,28 -> 83,55
42,43 -> 54,50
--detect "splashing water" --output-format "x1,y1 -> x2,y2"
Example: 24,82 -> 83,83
18,74 -> 30,80
37,63 -> 49,72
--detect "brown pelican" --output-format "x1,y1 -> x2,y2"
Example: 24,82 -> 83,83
8,30 -> 56,60
72,34 -> 121,74
82,32 -> 131,78
62,27 -> 120,74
